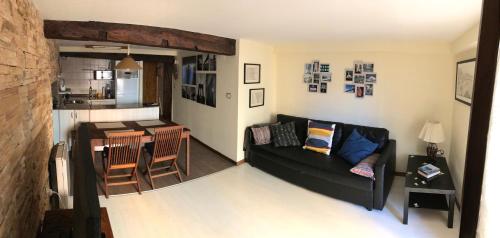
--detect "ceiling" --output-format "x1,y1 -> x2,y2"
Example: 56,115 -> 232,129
33,0 -> 482,44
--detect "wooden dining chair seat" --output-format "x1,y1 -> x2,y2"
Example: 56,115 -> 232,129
101,131 -> 144,198
143,126 -> 184,189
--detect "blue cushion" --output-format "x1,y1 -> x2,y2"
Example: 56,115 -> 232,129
338,129 -> 378,165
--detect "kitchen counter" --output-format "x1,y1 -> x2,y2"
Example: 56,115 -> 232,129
54,103 -> 159,110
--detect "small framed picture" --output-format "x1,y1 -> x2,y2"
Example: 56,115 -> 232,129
345,69 -> 354,81
363,63 -> 374,73
354,74 -> 365,84
356,86 -> 365,97
354,61 -> 363,74
344,84 -> 355,93
244,63 -> 261,84
455,59 -> 476,106
313,60 -> 320,72
321,73 -> 332,82
313,73 -> 321,84
320,82 -> 327,93
308,84 -> 318,92
249,88 -> 265,108
304,63 -> 313,74
365,84 -> 374,96
303,74 -> 312,83
320,64 -> 330,72
365,73 -> 377,83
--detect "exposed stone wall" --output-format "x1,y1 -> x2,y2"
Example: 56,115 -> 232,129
0,0 -> 58,237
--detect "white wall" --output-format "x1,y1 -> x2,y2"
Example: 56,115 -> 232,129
448,24 -> 479,203
236,39 -> 277,161
172,49 -> 240,160
172,40 -> 277,162
274,42 -> 456,171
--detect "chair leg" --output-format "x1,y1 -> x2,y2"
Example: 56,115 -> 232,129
147,164 -> 155,190
132,168 -> 142,195
173,161 -> 183,182
104,174 -> 109,199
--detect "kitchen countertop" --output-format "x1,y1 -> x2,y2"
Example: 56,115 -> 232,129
54,103 -> 159,110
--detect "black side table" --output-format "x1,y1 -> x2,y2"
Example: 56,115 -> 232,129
403,155 -> 456,228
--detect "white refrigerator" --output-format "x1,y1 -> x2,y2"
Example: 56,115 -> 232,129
115,61 -> 143,104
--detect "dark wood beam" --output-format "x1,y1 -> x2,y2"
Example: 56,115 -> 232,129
44,20 -> 236,55
459,0 -> 499,237
60,52 -> 175,63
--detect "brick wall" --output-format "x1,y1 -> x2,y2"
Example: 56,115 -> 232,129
0,0 -> 58,237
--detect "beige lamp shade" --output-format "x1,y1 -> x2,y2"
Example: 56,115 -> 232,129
418,121 -> 445,143
115,55 -> 142,70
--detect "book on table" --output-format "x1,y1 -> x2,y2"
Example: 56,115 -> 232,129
418,164 -> 441,178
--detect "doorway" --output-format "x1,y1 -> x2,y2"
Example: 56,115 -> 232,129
142,61 -> 174,120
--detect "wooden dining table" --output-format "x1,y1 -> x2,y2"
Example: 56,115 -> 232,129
87,120 -> 191,176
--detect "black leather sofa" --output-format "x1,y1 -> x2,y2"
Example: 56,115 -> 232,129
244,114 -> 396,210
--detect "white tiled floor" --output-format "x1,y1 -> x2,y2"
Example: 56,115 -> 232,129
100,164 -> 460,238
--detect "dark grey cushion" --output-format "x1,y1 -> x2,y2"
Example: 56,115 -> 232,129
270,122 -> 301,147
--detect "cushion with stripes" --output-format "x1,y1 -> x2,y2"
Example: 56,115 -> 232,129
303,120 -> 336,155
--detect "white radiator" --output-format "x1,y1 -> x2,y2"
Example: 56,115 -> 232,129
55,142 -> 72,208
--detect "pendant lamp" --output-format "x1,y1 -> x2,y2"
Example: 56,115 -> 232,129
115,44 -> 142,70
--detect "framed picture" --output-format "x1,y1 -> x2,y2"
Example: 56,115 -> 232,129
344,84 -> 355,93
365,73 -> 377,83
313,73 -> 321,84
356,86 -> 365,98
321,73 -> 332,82
345,69 -> 353,81
455,59 -> 476,106
365,84 -> 374,96
354,74 -> 365,84
363,63 -> 374,73
303,74 -> 312,83
320,64 -> 330,72
304,63 -> 313,74
249,88 -> 265,108
244,63 -> 261,84
320,82 -> 327,93
308,84 -> 318,92
354,61 -> 363,74
313,60 -> 320,72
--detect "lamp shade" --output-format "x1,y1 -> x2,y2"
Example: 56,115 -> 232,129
418,121 -> 445,143
115,55 -> 142,70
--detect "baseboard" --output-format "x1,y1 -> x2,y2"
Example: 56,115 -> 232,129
189,136 -> 241,166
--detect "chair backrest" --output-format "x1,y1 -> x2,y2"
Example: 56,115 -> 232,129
106,131 -> 144,169
152,126 -> 184,160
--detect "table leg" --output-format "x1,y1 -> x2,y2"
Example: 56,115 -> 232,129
403,189 -> 409,225
448,193 -> 455,228
185,135 -> 190,177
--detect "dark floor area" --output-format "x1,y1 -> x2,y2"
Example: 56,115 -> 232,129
93,138 -> 235,196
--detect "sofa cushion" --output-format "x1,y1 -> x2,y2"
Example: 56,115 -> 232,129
350,153 -> 380,179
338,129 -> 379,165
270,122 -> 301,147
250,144 -> 373,191
303,120 -> 336,155
341,124 -> 389,152
277,114 -> 343,153
251,126 -> 272,145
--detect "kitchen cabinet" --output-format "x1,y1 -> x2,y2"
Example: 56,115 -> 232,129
88,107 -> 159,122
54,109 -> 89,150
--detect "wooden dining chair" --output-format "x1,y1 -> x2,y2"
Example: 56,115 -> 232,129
102,131 -> 144,198
143,126 -> 184,189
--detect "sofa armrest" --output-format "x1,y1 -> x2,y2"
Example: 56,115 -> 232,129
373,139 -> 396,210
243,127 -> 254,161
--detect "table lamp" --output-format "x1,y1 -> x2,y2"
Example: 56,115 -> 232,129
418,121 -> 445,163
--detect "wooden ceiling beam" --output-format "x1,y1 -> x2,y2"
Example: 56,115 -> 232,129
44,20 -> 236,55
